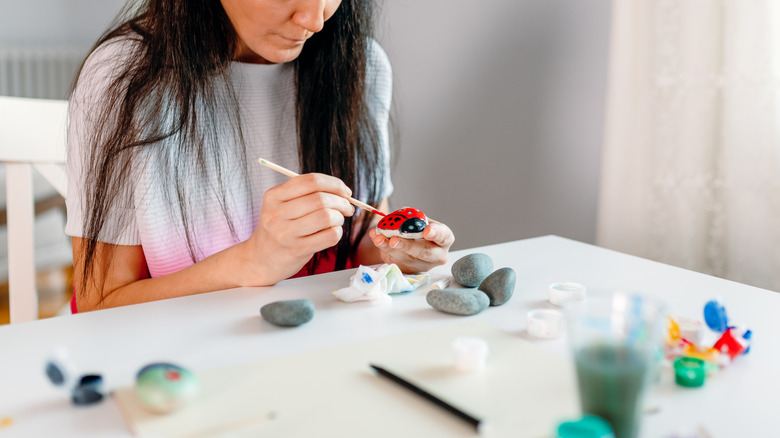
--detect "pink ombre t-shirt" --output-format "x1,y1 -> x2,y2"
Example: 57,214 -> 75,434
65,37 -> 393,306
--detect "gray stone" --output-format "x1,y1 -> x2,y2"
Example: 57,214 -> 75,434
260,299 -> 315,327
426,288 -> 490,316
451,253 -> 494,287
478,267 -> 517,306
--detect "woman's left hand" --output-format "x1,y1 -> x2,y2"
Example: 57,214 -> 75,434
368,220 -> 455,273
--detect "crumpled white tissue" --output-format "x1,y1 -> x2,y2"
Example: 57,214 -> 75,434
331,264 -> 428,304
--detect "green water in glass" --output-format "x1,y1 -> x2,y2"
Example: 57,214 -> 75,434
574,344 -> 650,438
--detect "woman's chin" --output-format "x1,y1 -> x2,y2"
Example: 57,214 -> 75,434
237,46 -> 305,65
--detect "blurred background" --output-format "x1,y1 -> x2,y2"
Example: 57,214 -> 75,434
378,0 -> 609,250
1,0 -> 777,323
0,0 -> 128,321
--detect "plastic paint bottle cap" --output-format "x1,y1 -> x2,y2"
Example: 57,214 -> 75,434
451,337 -> 489,372
549,282 -> 586,307
703,299 -> 728,332
676,316 -> 705,344
674,357 -> 706,388
556,415 -> 615,438
45,346 -> 77,388
527,309 -> 565,339
71,374 -> 105,406
741,328 -> 753,355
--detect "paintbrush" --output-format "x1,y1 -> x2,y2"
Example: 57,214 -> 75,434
257,158 -> 386,217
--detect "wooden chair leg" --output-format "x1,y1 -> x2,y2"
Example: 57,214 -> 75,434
6,163 -> 37,323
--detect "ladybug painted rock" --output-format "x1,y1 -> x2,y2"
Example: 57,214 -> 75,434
376,207 -> 429,239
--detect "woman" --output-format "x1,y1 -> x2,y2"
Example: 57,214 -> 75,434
66,0 -> 455,311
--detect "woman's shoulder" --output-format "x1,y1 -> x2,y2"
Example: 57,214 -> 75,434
90,34 -> 143,61
74,35 -> 143,95
367,38 -> 392,77
366,39 -> 392,101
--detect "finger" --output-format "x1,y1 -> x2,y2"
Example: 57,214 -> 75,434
369,228 -> 387,246
389,238 -> 447,265
422,222 -> 455,248
292,208 -> 347,238
379,248 -> 426,272
278,191 -> 354,220
273,173 -> 352,202
296,225 -> 345,253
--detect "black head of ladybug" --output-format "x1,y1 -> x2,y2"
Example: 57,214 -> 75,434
400,217 -> 427,235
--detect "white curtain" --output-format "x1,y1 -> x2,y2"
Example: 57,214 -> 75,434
597,0 -> 780,292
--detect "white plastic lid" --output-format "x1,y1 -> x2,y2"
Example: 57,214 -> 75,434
548,282 -> 587,306
527,309 -> 565,339
451,337 -> 489,372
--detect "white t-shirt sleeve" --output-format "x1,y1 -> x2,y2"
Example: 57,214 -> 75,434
366,39 -> 395,201
65,39 -> 142,245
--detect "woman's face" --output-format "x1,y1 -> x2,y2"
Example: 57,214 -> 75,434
220,0 -> 343,64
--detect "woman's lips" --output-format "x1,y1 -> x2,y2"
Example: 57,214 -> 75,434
279,35 -> 306,45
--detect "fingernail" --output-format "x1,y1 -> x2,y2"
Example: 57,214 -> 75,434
390,240 -> 402,249
374,237 -> 386,247
426,229 -> 436,240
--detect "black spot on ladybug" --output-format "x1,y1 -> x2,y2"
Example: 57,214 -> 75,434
400,218 -> 427,234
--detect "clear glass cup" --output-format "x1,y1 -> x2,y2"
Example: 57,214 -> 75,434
563,291 -> 666,438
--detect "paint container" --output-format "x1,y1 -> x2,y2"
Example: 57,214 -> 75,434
451,337 -> 489,372
549,282 -> 586,307
430,277 -> 452,290
527,309 -> 565,339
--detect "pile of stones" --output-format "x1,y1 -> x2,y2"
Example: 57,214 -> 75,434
426,253 -> 516,316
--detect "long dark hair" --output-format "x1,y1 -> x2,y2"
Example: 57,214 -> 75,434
72,0 -> 386,298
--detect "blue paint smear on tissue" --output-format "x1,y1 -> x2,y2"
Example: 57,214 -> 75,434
362,273 -> 374,283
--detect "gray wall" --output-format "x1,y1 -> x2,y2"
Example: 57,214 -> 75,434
0,0 -> 125,45
0,0 -> 612,252
0,0 -> 127,276
378,0 -> 611,250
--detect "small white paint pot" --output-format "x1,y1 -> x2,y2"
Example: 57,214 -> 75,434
451,337 -> 489,372
527,309 -> 565,339
548,282 -> 587,307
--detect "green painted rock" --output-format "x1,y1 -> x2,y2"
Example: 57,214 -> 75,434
135,363 -> 200,414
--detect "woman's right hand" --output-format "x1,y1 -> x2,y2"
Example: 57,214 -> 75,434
242,173 -> 355,285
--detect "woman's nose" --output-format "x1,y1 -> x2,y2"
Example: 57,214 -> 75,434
292,0 -> 327,34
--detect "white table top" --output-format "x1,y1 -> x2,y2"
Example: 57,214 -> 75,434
2,235 -> 779,437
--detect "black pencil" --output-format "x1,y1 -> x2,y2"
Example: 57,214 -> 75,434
369,364 -> 485,432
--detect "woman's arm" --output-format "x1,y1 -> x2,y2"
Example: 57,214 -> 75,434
74,173 -> 355,311
72,236 -> 259,310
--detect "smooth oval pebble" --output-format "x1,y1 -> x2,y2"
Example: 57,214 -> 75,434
260,299 -> 315,327
135,364 -> 199,414
478,267 -> 517,306
426,288 -> 490,316
451,253 -> 494,287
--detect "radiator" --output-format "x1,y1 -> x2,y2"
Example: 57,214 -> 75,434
0,46 -> 85,99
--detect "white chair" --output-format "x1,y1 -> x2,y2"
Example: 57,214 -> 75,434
0,96 -> 68,323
